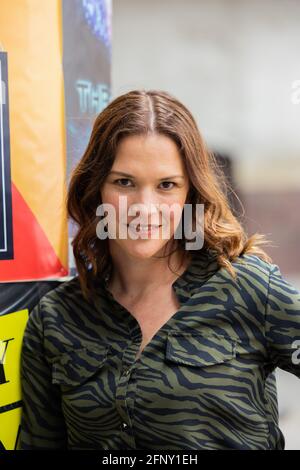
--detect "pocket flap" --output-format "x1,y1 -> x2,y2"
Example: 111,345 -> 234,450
165,332 -> 238,367
52,345 -> 109,386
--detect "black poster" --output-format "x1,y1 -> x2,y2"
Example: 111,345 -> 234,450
0,52 -> 13,261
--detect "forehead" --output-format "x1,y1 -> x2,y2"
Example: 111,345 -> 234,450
113,134 -> 185,173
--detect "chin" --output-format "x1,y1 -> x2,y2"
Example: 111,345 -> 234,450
120,240 -> 169,260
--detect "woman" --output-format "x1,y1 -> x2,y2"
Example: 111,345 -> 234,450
20,89 -> 300,450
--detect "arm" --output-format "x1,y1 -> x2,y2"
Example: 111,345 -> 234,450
19,300 -> 68,449
265,263 -> 300,378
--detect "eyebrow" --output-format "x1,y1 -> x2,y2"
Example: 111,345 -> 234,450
109,171 -> 185,180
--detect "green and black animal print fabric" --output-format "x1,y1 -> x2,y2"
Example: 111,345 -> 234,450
19,251 -> 300,450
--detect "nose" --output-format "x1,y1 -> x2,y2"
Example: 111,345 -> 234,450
128,189 -> 161,224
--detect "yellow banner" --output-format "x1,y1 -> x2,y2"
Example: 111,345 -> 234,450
0,310 -> 29,450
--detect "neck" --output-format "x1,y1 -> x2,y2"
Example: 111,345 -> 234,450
106,245 -> 192,299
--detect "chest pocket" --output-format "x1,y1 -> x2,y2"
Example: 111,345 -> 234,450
165,332 -> 239,367
52,345 -> 110,388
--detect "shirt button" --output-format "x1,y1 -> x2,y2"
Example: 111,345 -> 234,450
124,368 -> 130,376
121,422 -> 128,429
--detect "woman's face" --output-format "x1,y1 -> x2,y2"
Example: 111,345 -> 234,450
100,133 -> 190,260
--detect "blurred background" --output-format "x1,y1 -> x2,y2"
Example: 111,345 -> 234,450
111,0 -> 300,449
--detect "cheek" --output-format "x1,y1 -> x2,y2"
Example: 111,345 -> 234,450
101,185 -> 120,210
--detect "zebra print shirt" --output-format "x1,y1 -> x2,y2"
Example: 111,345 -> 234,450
19,251 -> 300,450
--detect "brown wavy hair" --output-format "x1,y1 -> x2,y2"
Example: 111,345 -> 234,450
67,89 -> 273,302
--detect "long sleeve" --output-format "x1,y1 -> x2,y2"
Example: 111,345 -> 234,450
265,263 -> 300,378
19,301 -> 68,449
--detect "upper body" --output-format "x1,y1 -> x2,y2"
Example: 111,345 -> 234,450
19,250 -> 300,450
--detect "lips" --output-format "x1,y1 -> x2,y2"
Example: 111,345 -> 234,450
127,224 -> 161,229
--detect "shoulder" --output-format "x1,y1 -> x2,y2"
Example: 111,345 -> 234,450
188,252 -> 283,308
38,276 -> 83,306
191,251 -> 274,287
227,254 -> 278,295
28,275 -> 97,328
230,254 -> 295,293
218,254 -> 299,304
231,253 -> 274,279
25,276 -> 107,361
22,277 -> 83,357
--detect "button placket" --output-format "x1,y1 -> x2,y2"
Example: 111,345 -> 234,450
114,340 -> 140,450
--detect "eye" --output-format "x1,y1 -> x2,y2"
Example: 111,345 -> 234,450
113,179 -> 177,190
159,181 -> 176,190
114,178 -> 133,187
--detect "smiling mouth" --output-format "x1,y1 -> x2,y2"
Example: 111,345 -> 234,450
126,224 -> 162,230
